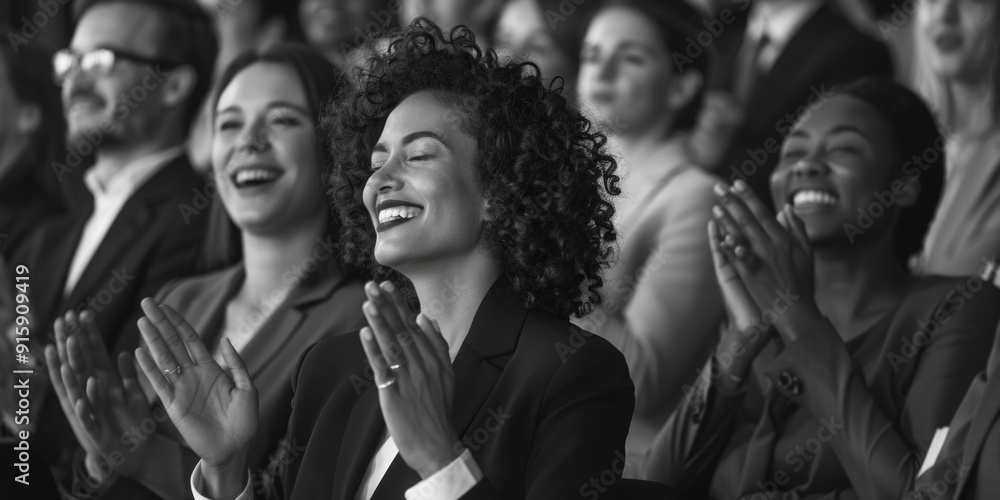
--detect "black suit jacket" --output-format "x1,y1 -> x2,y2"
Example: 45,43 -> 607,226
260,277 -> 635,499
7,154 -> 213,484
710,4 -> 893,207
911,326 -> 1000,500
0,160 -> 68,259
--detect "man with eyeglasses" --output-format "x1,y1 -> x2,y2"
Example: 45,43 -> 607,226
4,0 -> 218,497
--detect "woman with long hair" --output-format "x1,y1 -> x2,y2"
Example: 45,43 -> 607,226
44,44 -> 367,499
910,0 -> 999,276
643,78 -> 1000,499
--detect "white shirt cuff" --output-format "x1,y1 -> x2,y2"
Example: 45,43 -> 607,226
404,449 -> 483,500
190,460 -> 253,500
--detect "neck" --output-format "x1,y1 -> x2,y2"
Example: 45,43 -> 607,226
402,248 -> 503,357
239,214 -> 328,303
90,133 -> 185,186
946,78 -> 992,135
613,117 -> 677,169
813,232 -> 911,328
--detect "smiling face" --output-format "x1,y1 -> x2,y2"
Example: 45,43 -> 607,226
770,95 -> 910,245
212,62 -> 326,235
364,91 -> 487,270
63,3 -> 171,148
577,6 -> 675,133
918,0 -> 995,83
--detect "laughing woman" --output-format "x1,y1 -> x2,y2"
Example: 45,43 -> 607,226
132,19 -> 633,500
44,44 -> 367,499
643,79 -> 1000,499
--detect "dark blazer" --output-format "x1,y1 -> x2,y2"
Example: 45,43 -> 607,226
0,160 -> 68,259
88,259 -> 367,499
9,154 -> 213,485
258,277 -> 635,499
910,325 -> 1000,500
645,277 -> 1000,500
710,4 -> 893,207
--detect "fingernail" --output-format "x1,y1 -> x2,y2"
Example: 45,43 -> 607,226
382,281 -> 395,292
361,328 -> 372,341
713,183 -> 728,198
712,205 -> 724,218
734,179 -> 747,192
364,302 -> 378,315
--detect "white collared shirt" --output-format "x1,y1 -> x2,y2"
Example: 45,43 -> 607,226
743,0 -> 824,73
62,146 -> 187,296
191,325 -> 481,500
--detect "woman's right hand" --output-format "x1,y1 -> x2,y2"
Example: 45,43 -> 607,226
133,298 -> 257,475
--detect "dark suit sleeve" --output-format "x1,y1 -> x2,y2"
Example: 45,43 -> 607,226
461,338 -> 635,500
641,355 -> 750,495
760,288 -> 997,500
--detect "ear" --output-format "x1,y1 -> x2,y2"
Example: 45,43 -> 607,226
665,71 -> 704,112
894,176 -> 921,208
17,104 -> 41,134
160,66 -> 198,110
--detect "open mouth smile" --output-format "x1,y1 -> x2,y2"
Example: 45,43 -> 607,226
229,165 -> 284,189
376,200 -> 424,232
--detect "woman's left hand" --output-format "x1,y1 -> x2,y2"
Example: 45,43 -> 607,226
359,281 -> 461,479
711,180 -> 821,343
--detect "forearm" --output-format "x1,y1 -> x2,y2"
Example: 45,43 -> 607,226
198,450 -> 252,499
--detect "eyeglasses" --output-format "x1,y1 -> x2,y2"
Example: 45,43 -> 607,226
52,47 -> 180,84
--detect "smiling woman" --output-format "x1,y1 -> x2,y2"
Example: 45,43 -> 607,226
128,18 -> 636,500
642,78 -> 1000,499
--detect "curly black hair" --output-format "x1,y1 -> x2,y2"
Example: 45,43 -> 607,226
323,18 -> 620,319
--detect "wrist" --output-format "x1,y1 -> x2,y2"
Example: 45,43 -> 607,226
201,450 -> 250,498
416,443 -> 463,480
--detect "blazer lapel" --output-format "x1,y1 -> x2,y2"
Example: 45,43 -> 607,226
34,215 -> 89,332
953,371 -> 1000,498
370,277 -> 530,499
61,156 -> 197,322
239,261 -> 350,379
332,384 -> 387,500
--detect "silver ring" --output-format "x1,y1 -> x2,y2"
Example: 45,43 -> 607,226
164,366 -> 183,378
377,377 -> 396,389
388,362 -> 405,370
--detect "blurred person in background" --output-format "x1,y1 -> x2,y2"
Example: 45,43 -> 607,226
574,0 -> 725,476
399,0 -> 505,47
45,43 -> 367,500
493,0 -> 601,103
645,78 -> 1000,499
690,0 -> 893,208
4,0 -> 218,489
910,0 -> 1000,277
0,40 -> 74,259
299,0 -> 394,70
188,0 -> 304,171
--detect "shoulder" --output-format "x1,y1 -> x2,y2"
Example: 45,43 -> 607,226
893,275 -> 1000,325
155,264 -> 241,304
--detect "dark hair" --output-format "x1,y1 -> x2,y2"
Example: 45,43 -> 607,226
199,43 -> 349,270
325,19 -> 621,319
258,0 -> 305,42
74,0 -> 218,127
0,39 -> 71,201
602,0 -> 709,132
838,78 -> 945,266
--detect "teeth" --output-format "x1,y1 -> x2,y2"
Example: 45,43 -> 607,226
233,168 -> 279,186
378,206 -> 423,224
792,190 -> 838,207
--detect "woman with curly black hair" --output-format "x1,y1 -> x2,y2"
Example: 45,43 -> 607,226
133,18 -> 636,500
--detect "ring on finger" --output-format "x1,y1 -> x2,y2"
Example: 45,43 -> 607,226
164,365 -> 183,378
377,377 -> 397,389
388,362 -> 405,370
